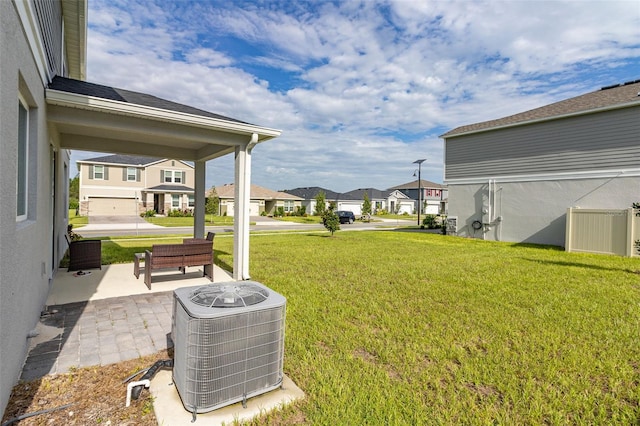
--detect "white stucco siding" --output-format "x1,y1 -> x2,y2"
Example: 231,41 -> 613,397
0,1 -> 67,415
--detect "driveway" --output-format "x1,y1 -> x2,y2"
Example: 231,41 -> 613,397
89,215 -> 148,224
81,215 -> 163,231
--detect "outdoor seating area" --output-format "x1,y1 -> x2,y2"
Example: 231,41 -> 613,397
143,233 -> 215,290
47,262 -> 233,306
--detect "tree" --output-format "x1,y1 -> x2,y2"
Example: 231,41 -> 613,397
69,175 -> 79,210
362,192 -> 372,216
314,191 -> 326,216
322,204 -> 340,236
205,187 -> 220,222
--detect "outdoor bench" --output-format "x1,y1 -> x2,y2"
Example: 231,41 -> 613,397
144,240 -> 213,289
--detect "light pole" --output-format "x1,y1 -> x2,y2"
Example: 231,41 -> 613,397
413,159 -> 426,227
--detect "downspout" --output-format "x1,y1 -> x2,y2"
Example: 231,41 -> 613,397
248,132 -> 258,152
234,133 -> 258,280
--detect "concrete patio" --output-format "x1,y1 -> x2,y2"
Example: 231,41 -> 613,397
22,262 -> 304,425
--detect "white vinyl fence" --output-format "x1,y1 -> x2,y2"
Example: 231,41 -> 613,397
565,208 -> 640,257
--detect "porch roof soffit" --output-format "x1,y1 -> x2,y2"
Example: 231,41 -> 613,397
46,82 -> 281,162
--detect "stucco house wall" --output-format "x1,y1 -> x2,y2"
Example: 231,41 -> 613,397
0,0 -> 73,415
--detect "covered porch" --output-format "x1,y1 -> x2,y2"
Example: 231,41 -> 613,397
47,76 -> 281,280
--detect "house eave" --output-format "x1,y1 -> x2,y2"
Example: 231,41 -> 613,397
45,89 -> 282,141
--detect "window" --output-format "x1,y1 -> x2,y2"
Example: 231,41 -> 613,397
188,195 -> 195,208
93,165 -> 104,180
284,200 -> 294,213
164,170 -> 184,184
172,194 -> 180,208
16,99 -> 28,220
126,167 -> 137,181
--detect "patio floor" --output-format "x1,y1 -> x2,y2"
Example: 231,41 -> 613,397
22,263 -> 304,425
46,262 -> 233,305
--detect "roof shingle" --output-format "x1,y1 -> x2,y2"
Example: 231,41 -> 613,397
442,79 -> 640,138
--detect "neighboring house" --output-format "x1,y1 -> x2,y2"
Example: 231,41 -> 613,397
284,187 -> 373,215
341,188 -> 389,214
77,155 -> 195,216
388,180 -> 448,215
283,187 -> 345,214
441,79 -> 640,246
1,0 -> 279,415
208,184 -> 303,216
285,186 -> 417,216
385,190 -> 415,215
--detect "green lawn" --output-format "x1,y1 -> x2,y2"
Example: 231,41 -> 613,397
103,232 -> 640,423
275,215 -> 323,224
68,209 -> 88,228
143,215 -> 235,227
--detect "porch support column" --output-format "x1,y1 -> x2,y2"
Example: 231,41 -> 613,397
193,160 -> 206,239
233,133 -> 258,280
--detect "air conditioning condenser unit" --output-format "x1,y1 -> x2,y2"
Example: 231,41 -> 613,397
172,281 -> 286,417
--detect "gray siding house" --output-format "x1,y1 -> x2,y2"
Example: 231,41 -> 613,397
441,79 -> 640,246
388,180 -> 448,215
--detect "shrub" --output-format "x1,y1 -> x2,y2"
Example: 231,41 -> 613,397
140,209 -> 156,217
422,214 -> 438,229
168,209 -> 193,217
322,206 -> 340,235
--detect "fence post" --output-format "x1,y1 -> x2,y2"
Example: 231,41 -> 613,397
565,207 -> 573,253
628,207 -> 636,257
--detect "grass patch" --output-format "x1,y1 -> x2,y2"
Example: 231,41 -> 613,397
275,216 -> 323,224
143,215 -> 235,227
41,232 -> 640,423
238,232 -> 639,424
68,209 -> 88,228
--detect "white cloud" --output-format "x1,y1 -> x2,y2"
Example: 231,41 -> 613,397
76,0 -> 640,193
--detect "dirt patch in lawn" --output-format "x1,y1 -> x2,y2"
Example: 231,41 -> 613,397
1,352 -> 169,425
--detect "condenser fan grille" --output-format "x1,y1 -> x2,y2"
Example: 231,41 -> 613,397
189,283 -> 269,308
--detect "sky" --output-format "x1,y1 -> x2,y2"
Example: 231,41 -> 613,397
73,0 -> 640,193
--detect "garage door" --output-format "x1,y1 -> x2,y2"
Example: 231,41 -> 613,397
226,201 -> 261,217
338,203 -> 362,216
88,197 -> 137,216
